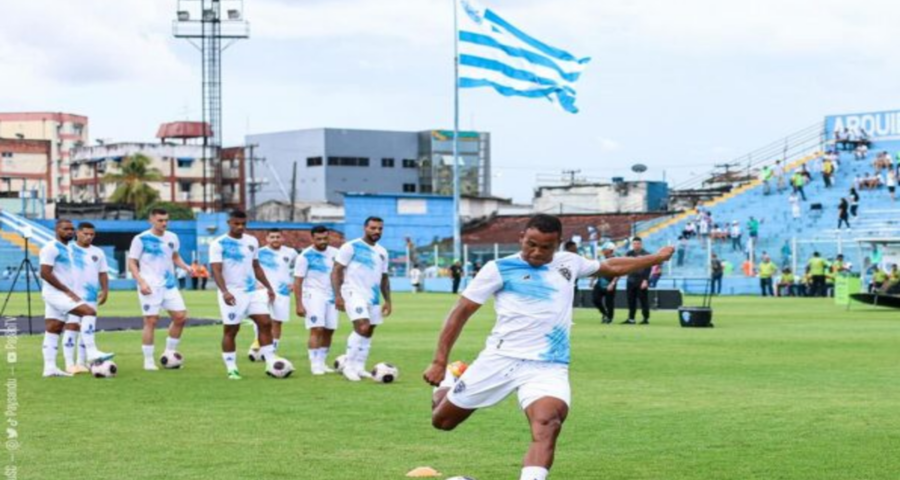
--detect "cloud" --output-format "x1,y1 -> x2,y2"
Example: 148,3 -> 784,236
597,137 -> 621,152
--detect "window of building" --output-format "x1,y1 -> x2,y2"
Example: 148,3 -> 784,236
381,158 -> 395,168
327,157 -> 371,167
177,158 -> 194,168
402,183 -> 417,193
420,184 -> 433,193
402,159 -> 417,168
307,157 -> 323,167
180,181 -> 192,192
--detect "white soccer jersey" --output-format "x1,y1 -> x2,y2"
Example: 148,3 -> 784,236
335,239 -> 389,305
258,245 -> 298,297
209,234 -> 260,294
295,246 -> 339,298
71,244 -> 109,303
462,252 -> 601,365
128,230 -> 180,290
39,240 -> 76,296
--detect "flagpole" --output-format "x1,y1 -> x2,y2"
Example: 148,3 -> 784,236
452,0 -> 462,266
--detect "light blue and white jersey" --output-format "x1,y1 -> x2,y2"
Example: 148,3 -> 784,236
462,252 -> 600,365
71,244 -> 109,303
209,234 -> 260,294
295,246 -> 339,299
128,230 -> 180,290
258,245 -> 298,297
39,240 -> 76,296
335,239 -> 389,305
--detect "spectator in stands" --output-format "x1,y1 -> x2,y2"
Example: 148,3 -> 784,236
710,253 -> 724,295
623,236 -> 652,325
774,160 -> 787,192
777,268 -> 797,297
592,242 -> 619,324
676,235 -> 687,267
747,217 -> 760,245
822,157 -> 835,188
889,264 -> 900,291
830,254 -> 847,275
683,221 -> 696,239
835,128 -> 848,150
855,144 -> 869,161
758,254 -> 777,297
780,240 -> 792,268
449,260 -> 462,294
742,255 -> 755,277
176,266 -> 188,290
409,263 -> 423,294
788,191 -> 801,221
791,171 -> 807,201
1,266 -> 11,280
887,169 -> 897,202
649,264 -> 663,288
838,197 -> 851,230
698,216 -> 710,238
190,260 -> 210,290
807,251 -> 828,297
800,165 -> 812,184
730,221 -> 742,252
761,165 -> 773,195
870,266 -> 888,293
849,187 -> 860,217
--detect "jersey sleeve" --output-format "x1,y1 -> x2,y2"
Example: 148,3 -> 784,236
462,262 -> 503,305
251,238 -> 259,260
294,253 -> 309,278
39,244 -> 57,267
127,235 -> 143,260
98,250 -> 110,273
575,254 -> 602,278
209,240 -> 223,264
334,243 -> 354,267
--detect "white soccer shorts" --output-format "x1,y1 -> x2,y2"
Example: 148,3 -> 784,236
65,301 -> 98,325
42,291 -> 86,322
218,289 -> 269,326
138,287 -> 186,316
302,290 -> 338,330
268,294 -> 291,323
447,350 -> 571,411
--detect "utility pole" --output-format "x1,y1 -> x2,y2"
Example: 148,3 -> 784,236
562,169 -> 580,186
288,160 -> 297,222
246,143 -> 257,219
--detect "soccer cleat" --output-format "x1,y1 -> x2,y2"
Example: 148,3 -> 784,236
144,361 -> 160,371
639,320 -> 650,325
622,319 -> 636,325
66,365 -> 90,375
87,351 -> 115,364
357,368 -> 373,379
342,367 -> 361,382
43,367 -> 73,378
311,364 -> 326,376
247,347 -> 261,362
227,370 -> 242,380
321,364 -> 335,374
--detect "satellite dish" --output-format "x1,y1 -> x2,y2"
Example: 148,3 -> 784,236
631,163 -> 648,174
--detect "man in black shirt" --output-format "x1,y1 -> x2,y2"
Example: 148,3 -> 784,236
449,261 -> 463,294
623,236 -> 652,325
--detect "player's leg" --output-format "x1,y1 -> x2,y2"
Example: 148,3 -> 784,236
162,289 -> 189,357
521,397 -> 569,479
271,320 -> 283,351
42,310 -> 70,377
269,295 -> 290,352
71,303 -> 113,363
431,388 -> 476,431
343,318 -> 376,381
249,313 -> 280,371
141,315 -> 161,370
320,327 -> 336,372
221,324 -> 242,379
307,326 -> 323,374
61,321 -> 80,373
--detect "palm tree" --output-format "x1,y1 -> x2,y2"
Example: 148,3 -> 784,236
102,153 -> 164,213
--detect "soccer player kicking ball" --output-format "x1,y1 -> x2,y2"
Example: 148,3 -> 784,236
423,214 -> 674,480
294,226 -> 340,375
250,228 -> 298,358
332,216 -> 392,382
127,208 -> 191,371
39,220 -> 114,377
63,222 -> 111,374
209,210 -> 282,380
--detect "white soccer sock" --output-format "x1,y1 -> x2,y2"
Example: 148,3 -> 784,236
76,338 -> 87,366
260,344 -> 277,369
165,336 -> 180,353
345,332 -> 360,365
80,316 -> 99,358
42,332 -> 60,370
142,345 -> 155,363
308,348 -> 317,366
62,330 -> 78,369
356,335 -> 372,372
272,338 -> 280,352
318,347 -> 329,366
520,466 -> 549,480
222,351 -> 238,371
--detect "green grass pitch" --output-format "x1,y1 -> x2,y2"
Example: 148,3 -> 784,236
4,291 -> 900,479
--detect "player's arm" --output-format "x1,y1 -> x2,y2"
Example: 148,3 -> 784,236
126,257 -> 152,295
596,247 -> 674,278
98,272 -> 110,305
40,265 -> 80,302
172,251 -> 191,272
294,275 -> 306,317
331,262 -> 347,311
380,273 -> 392,317
210,261 -> 235,306
253,259 -> 276,302
423,297 -> 482,386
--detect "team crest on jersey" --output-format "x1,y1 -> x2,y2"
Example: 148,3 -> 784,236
92,255 -> 99,262
310,315 -> 318,324
453,380 -> 467,394
558,267 -> 572,281
228,312 -> 237,320
379,254 -> 385,261
168,242 -> 175,249
143,304 -> 150,311
248,245 -> 255,252
283,256 -> 289,263
355,306 -> 364,314
523,274 -> 531,281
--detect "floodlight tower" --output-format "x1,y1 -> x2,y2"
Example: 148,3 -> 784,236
173,0 -> 249,212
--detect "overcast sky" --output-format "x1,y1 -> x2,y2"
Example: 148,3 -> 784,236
1,0 -> 897,202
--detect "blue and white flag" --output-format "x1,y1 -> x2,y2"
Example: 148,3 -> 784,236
457,0 -> 591,114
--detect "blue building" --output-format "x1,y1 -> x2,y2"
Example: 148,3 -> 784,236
343,193 -> 454,256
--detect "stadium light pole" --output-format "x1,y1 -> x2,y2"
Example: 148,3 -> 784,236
452,0 -> 462,265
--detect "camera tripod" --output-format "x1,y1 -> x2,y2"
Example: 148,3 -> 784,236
0,237 -> 42,335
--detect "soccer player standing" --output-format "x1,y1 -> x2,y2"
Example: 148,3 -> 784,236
423,214 -> 673,480
39,220 -> 113,377
252,228 -> 298,356
294,225 -> 340,375
127,208 -> 191,371
209,210 -> 281,379
64,222 -> 112,374
332,216 -> 391,382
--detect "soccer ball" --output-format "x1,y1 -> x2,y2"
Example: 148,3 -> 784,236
91,360 -> 118,378
160,351 -> 184,369
371,362 -> 400,383
333,354 -> 348,372
248,348 -> 263,363
266,358 -> 295,379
